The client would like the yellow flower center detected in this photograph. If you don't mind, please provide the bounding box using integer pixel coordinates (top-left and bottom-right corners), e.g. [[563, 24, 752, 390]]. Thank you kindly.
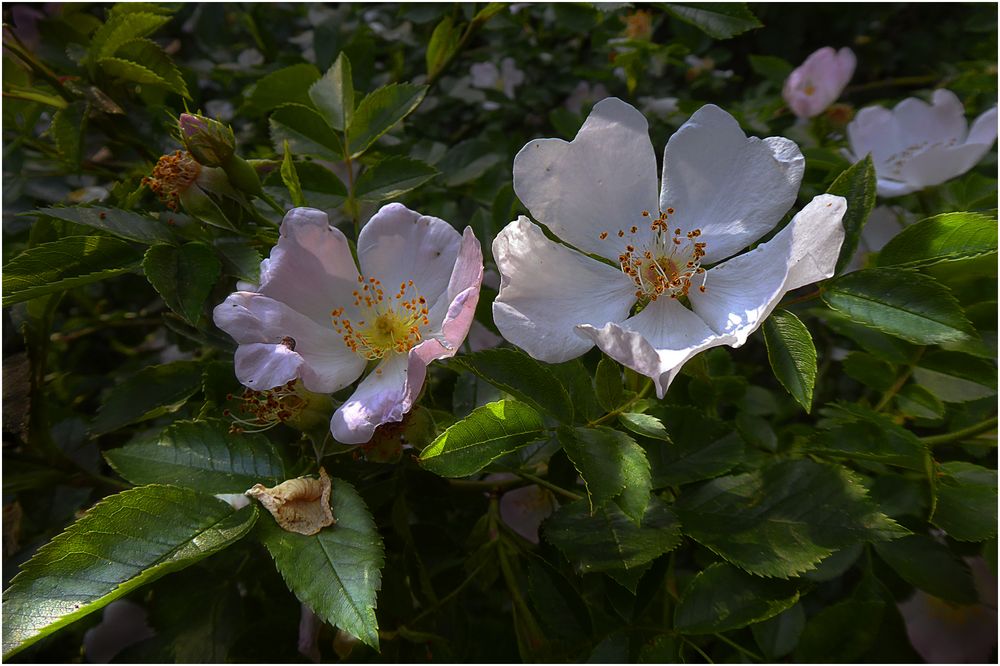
[[804, 83, 816, 96], [332, 277, 429, 360], [599, 207, 707, 303]]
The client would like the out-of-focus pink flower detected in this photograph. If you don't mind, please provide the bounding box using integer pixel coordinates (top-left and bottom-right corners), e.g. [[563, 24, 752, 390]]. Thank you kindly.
[[83, 600, 155, 663], [846, 89, 998, 197], [500, 485, 558, 544], [898, 556, 997, 662], [214, 205, 483, 444], [782, 47, 856, 119]]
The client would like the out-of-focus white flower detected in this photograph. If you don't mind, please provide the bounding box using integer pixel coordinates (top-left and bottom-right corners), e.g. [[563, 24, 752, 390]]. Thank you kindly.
[[205, 99, 235, 122], [493, 98, 846, 397], [685, 54, 733, 80], [565, 81, 611, 114], [214, 205, 483, 444], [845, 205, 914, 272], [237, 48, 264, 68], [898, 556, 998, 663], [639, 96, 680, 119], [83, 600, 155, 663], [846, 89, 998, 197], [782, 47, 856, 119], [470, 57, 525, 103]]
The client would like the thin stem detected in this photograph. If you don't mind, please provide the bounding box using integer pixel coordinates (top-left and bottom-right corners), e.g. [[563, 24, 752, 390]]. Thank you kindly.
[[921, 416, 998, 448], [874, 347, 925, 412], [259, 191, 286, 216], [587, 378, 654, 427], [683, 637, 715, 664], [408, 559, 490, 626], [714, 633, 762, 662], [509, 470, 583, 502]]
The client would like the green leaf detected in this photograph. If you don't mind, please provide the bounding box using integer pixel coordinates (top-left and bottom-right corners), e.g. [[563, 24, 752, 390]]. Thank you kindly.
[[448, 348, 575, 423], [793, 571, 887, 662], [279, 141, 306, 207], [114, 38, 189, 97], [822, 268, 976, 345], [2, 84, 68, 108], [353, 156, 438, 202], [269, 161, 348, 210], [49, 102, 87, 166], [874, 534, 977, 603], [142, 242, 221, 325], [748, 54, 793, 85], [543, 496, 681, 573], [2, 236, 140, 306], [425, 16, 461, 78], [809, 403, 928, 470], [309, 53, 354, 132], [877, 212, 998, 268], [674, 460, 908, 578], [98, 57, 170, 88], [932, 461, 997, 541], [594, 357, 625, 412], [559, 426, 651, 524], [88, 11, 172, 64], [2, 486, 257, 658], [105, 419, 286, 493], [37, 206, 175, 244], [618, 413, 671, 442], [270, 103, 343, 161], [674, 563, 800, 634], [257, 478, 384, 649], [763, 309, 817, 411], [214, 238, 261, 283], [751, 603, 806, 660], [248, 63, 321, 114], [346, 83, 427, 158], [438, 138, 504, 187], [895, 383, 946, 419], [662, 3, 762, 39], [92, 361, 203, 435], [419, 400, 546, 477], [646, 406, 743, 487], [841, 351, 896, 391], [826, 155, 877, 274]]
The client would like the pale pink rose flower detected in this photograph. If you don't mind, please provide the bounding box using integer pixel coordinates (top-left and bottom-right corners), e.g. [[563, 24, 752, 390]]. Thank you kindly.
[[214, 204, 483, 444], [500, 485, 558, 544], [782, 47, 856, 119]]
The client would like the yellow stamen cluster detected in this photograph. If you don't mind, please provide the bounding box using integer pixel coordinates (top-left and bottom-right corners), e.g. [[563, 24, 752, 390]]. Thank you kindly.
[[332, 277, 430, 360], [224, 380, 306, 433], [600, 207, 708, 302], [141, 150, 201, 211]]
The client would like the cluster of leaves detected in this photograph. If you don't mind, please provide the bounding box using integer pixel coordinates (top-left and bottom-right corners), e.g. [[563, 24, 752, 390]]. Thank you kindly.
[[2, 2, 997, 663]]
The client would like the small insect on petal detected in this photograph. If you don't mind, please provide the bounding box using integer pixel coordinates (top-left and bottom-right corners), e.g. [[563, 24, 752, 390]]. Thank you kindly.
[[245, 467, 335, 535]]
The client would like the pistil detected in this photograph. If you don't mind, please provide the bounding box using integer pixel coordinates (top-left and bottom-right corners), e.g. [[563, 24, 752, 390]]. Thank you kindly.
[[332, 276, 430, 360]]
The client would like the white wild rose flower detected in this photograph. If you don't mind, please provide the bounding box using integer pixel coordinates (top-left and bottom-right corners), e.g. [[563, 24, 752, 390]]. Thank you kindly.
[[493, 97, 847, 397], [846, 89, 998, 197], [214, 204, 483, 444]]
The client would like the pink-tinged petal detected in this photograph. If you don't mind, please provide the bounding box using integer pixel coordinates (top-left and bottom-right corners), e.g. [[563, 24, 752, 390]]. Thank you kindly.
[[259, 207, 362, 325], [357, 203, 463, 306], [690, 194, 847, 345], [426, 226, 485, 332], [659, 104, 802, 264], [214, 292, 365, 393], [846, 206, 906, 272], [967, 105, 998, 147], [468, 321, 503, 351], [330, 353, 410, 445], [513, 97, 659, 260], [500, 485, 557, 544], [578, 297, 727, 398], [493, 217, 636, 363], [875, 177, 920, 198]]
